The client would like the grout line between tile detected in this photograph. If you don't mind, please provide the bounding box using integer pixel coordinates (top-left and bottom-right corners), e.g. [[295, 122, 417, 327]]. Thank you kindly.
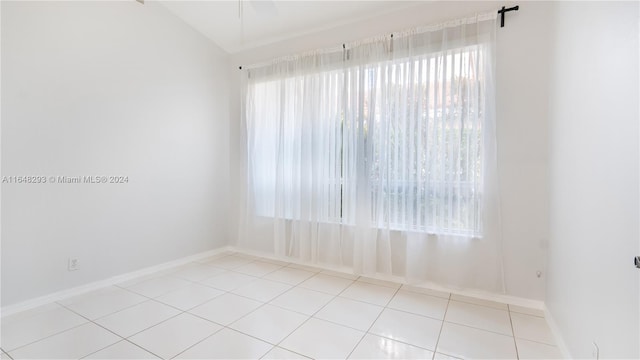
[[121, 339, 165, 359], [170, 290, 276, 356], [513, 335, 558, 347], [383, 302, 450, 322], [442, 319, 517, 338], [268, 276, 359, 358], [260, 345, 311, 360], [173, 292, 314, 359], [60, 285, 233, 360], [57, 301, 165, 360], [3, 319, 92, 355], [448, 297, 509, 311], [233, 263, 287, 278], [6, 259, 238, 359], [508, 305, 520, 359], [50, 315, 130, 359], [345, 283, 402, 359], [284, 263, 323, 273], [431, 292, 452, 359], [1, 349, 14, 360], [6, 253, 548, 360], [80, 339, 163, 360], [87, 297, 160, 321], [168, 322, 226, 359], [171, 272, 302, 358], [448, 295, 510, 310], [58, 291, 152, 321]]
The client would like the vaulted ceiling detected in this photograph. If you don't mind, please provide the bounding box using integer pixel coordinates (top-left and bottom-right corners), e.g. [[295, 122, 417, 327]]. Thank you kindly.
[[159, 1, 421, 53]]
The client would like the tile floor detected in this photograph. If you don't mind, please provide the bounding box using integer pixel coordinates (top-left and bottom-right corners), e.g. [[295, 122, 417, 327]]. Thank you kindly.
[[1, 252, 563, 359]]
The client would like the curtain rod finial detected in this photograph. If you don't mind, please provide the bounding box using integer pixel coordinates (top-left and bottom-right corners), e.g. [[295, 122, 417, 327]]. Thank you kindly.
[[498, 4, 519, 28]]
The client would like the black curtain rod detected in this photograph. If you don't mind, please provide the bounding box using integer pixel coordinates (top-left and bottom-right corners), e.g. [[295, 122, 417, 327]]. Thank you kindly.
[[239, 6, 519, 69], [498, 5, 519, 28]]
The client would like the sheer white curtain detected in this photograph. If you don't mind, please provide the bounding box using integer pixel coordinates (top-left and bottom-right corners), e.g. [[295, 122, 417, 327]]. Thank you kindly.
[[240, 13, 504, 292]]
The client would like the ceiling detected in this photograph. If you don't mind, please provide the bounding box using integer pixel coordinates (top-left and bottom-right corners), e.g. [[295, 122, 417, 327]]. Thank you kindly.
[[158, 1, 421, 54]]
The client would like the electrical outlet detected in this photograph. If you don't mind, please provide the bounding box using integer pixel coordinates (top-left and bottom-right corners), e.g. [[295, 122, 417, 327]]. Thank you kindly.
[[67, 258, 79, 271], [591, 341, 599, 359]]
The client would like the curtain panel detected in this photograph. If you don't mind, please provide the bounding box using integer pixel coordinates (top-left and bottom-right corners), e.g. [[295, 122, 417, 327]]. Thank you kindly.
[[239, 13, 504, 292]]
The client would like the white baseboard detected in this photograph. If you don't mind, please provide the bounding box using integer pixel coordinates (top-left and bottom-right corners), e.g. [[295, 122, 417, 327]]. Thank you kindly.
[[228, 246, 545, 310], [544, 304, 572, 359], [3, 243, 563, 351], [1, 246, 233, 318]]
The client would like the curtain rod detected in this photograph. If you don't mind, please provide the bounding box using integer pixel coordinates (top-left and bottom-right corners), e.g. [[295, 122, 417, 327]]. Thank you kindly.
[[498, 5, 519, 28], [238, 5, 520, 70]]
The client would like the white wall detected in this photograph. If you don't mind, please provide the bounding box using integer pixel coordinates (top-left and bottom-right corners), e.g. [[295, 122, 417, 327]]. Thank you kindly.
[[228, 1, 553, 300], [546, 1, 639, 358], [1, 1, 230, 306]]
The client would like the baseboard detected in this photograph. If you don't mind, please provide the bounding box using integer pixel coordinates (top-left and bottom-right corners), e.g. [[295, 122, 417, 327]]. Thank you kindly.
[[1, 246, 233, 318], [544, 304, 572, 359], [3, 244, 549, 324], [228, 245, 545, 310], [3, 243, 571, 357]]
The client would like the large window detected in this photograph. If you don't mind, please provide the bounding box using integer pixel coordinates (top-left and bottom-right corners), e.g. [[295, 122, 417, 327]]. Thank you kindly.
[[246, 44, 487, 237]]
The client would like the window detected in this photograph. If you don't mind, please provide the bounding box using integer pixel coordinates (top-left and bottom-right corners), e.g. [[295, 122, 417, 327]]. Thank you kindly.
[[246, 43, 487, 237]]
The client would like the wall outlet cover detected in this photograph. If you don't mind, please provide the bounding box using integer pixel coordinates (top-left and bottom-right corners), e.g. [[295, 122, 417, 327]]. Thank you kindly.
[[68, 258, 79, 271]]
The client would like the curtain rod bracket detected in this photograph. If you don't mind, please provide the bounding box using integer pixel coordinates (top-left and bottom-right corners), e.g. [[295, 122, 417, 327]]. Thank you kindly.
[[497, 5, 519, 28]]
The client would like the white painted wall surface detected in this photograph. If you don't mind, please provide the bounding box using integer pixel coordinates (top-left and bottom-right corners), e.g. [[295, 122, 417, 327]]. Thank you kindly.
[[228, 1, 553, 300], [546, 1, 640, 358], [1, 1, 230, 306]]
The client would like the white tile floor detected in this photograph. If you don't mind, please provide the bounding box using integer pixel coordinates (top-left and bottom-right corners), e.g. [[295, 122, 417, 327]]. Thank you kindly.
[[1, 252, 563, 359]]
